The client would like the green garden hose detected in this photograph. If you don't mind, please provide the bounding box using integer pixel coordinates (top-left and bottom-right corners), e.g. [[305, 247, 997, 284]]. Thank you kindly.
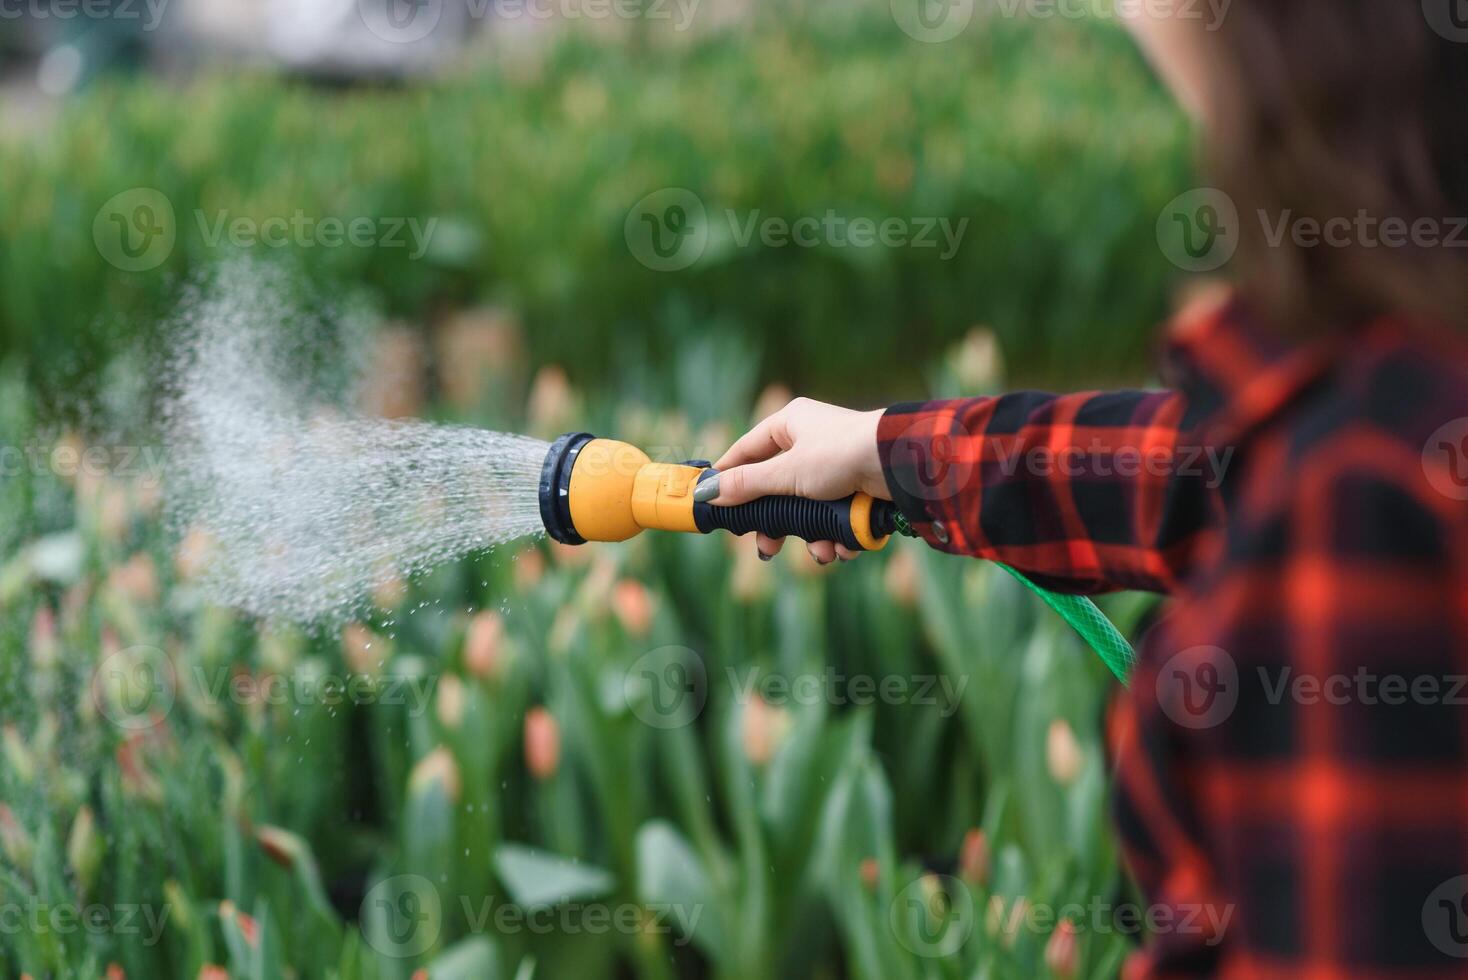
[[997, 564, 1136, 684]]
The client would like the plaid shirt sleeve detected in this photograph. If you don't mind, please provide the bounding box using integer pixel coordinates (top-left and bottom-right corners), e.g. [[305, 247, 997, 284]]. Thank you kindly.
[[876, 389, 1218, 595]]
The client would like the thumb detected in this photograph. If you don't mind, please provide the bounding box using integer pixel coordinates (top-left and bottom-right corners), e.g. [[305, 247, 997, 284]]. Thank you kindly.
[[707, 457, 797, 506]]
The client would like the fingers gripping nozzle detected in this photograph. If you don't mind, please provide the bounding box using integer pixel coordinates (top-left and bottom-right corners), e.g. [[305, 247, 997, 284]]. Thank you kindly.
[[538, 433, 894, 551]]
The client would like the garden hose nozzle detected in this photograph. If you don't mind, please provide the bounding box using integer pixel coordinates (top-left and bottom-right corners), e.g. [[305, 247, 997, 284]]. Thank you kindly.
[[538, 432, 897, 552], [538, 432, 1137, 684]]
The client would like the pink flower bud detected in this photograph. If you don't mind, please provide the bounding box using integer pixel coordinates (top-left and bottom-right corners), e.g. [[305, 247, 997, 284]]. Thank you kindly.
[[612, 579, 654, 637], [463, 611, 505, 680], [1046, 719, 1083, 786], [741, 696, 791, 766], [524, 707, 561, 780], [1044, 919, 1079, 979], [959, 828, 989, 886]]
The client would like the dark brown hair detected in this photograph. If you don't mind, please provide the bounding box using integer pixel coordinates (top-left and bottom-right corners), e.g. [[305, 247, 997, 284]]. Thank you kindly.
[[1203, 2, 1468, 333]]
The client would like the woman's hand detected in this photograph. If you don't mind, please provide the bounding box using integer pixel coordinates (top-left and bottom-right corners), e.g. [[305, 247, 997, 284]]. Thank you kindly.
[[701, 398, 889, 564]]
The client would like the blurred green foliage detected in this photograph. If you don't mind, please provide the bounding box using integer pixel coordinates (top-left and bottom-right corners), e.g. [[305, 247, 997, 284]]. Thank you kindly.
[[0, 326, 1158, 978], [0, 4, 1192, 413]]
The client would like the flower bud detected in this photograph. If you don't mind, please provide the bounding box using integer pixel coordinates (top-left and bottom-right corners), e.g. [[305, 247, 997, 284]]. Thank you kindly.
[[741, 696, 791, 766], [859, 857, 880, 893], [463, 611, 505, 680], [409, 746, 462, 803], [959, 828, 989, 887], [107, 553, 158, 605], [67, 805, 104, 894], [1044, 919, 1079, 979], [341, 624, 383, 677], [0, 804, 34, 867], [512, 546, 545, 592], [436, 675, 465, 730], [1046, 719, 1083, 786], [611, 579, 654, 637], [524, 707, 560, 780]]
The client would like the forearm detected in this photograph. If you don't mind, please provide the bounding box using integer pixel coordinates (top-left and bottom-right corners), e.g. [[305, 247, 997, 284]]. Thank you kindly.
[[877, 390, 1218, 594]]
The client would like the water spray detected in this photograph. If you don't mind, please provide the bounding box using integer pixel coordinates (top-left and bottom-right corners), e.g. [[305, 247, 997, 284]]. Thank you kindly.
[[538, 433, 1136, 683]]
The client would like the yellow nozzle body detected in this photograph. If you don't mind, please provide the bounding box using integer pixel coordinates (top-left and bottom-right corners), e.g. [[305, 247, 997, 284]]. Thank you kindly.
[[566, 439, 703, 541]]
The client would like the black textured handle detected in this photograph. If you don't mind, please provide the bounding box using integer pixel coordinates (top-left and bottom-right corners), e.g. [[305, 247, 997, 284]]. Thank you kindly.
[[699, 495, 860, 549], [695, 494, 898, 551]]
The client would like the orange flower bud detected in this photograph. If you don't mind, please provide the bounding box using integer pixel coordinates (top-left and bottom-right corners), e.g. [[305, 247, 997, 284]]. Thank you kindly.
[[959, 828, 989, 887], [409, 746, 462, 802], [741, 696, 791, 766], [437, 675, 465, 730], [1044, 919, 1079, 979], [524, 707, 560, 780], [341, 624, 382, 677], [107, 553, 159, 605], [463, 611, 505, 680], [174, 526, 216, 582], [859, 857, 880, 893], [611, 579, 654, 637], [513, 546, 545, 592], [1046, 719, 1083, 786]]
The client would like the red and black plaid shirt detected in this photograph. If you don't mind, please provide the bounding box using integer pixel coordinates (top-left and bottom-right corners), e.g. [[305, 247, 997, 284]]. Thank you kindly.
[[878, 295, 1468, 978]]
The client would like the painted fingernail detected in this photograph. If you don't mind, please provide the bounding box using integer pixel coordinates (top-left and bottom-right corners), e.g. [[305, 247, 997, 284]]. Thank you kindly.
[[693, 473, 720, 503], [757, 548, 773, 563]]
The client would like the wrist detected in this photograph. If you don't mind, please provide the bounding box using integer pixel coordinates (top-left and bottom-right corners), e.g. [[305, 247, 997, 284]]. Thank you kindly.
[[858, 408, 890, 500]]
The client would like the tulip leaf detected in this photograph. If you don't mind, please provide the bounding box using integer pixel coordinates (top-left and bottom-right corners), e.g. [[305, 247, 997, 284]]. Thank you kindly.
[[493, 843, 615, 907]]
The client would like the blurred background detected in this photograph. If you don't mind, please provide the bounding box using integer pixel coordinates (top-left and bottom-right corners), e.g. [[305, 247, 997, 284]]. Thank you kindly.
[[0, 1, 1192, 977]]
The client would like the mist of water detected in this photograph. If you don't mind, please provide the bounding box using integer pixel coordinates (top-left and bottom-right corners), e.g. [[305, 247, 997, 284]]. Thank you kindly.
[[162, 266, 549, 623]]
